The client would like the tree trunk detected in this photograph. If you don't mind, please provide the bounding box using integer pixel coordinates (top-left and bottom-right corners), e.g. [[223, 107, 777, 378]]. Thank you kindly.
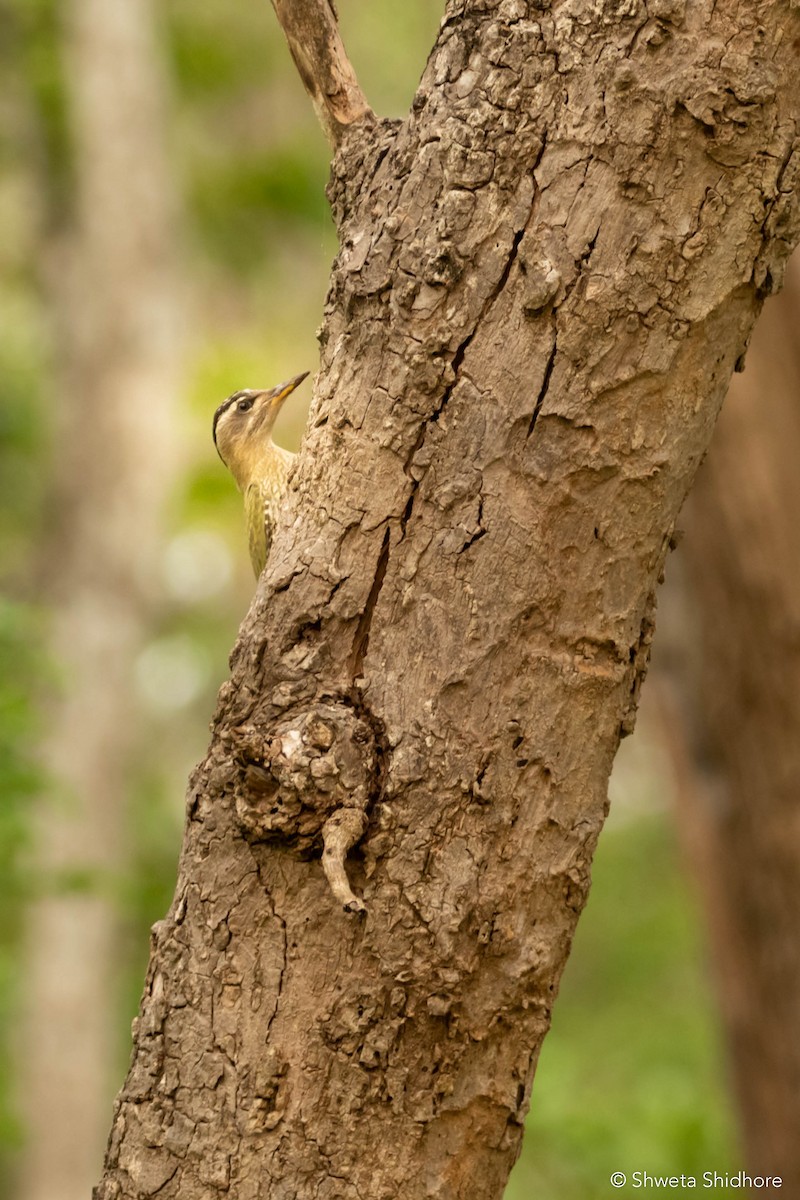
[[19, 2, 181, 1198], [98, 3, 800, 1197], [655, 253, 800, 1193]]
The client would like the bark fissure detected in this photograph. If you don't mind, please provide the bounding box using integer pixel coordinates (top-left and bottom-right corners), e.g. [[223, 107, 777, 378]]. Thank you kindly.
[[526, 329, 557, 437], [262, 896, 288, 1046], [458, 494, 486, 554], [347, 525, 391, 683], [400, 208, 533, 539], [753, 131, 800, 293]]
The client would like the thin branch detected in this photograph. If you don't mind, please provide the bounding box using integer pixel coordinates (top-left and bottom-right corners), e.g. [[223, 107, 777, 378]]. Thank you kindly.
[[270, 0, 373, 147]]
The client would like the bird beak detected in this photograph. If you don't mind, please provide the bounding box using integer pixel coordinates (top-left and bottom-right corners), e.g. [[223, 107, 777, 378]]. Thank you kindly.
[[260, 372, 309, 413]]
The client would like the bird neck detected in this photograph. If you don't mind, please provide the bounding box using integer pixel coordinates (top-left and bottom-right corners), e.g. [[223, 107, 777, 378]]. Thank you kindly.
[[227, 437, 282, 492]]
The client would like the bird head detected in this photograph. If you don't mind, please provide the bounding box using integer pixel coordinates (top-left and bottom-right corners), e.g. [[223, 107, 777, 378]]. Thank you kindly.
[[213, 372, 308, 488]]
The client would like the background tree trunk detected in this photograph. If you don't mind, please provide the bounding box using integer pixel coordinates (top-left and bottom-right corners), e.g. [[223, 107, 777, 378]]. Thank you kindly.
[[97, 3, 800, 1198], [18, 2, 181, 1198], [655, 253, 800, 1194]]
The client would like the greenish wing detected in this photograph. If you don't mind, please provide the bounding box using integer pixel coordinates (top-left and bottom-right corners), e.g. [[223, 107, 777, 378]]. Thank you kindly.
[[244, 483, 270, 578]]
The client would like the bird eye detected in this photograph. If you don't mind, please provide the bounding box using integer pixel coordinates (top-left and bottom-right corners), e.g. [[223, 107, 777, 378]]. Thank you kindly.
[[237, 397, 254, 412]]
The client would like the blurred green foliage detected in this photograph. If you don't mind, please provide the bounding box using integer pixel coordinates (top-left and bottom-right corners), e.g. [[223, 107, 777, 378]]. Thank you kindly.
[[2, 0, 73, 221], [0, 601, 45, 1178], [0, 0, 739, 1195], [0, 308, 46, 580]]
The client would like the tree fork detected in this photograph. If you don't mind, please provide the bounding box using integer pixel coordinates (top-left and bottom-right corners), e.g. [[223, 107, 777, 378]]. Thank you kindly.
[[98, 2, 800, 1197]]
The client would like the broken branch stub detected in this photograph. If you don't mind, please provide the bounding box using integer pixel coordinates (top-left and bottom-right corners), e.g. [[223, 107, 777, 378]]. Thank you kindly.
[[270, 0, 373, 147]]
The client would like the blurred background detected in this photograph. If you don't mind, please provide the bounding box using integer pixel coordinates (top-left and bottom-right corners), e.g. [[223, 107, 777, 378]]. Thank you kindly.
[[2, 2, 798, 1198]]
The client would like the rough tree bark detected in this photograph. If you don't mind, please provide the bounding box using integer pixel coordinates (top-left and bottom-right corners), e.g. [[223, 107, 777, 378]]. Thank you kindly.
[[98, 2, 800, 1197], [655, 254, 800, 1192], [20, 2, 181, 1198]]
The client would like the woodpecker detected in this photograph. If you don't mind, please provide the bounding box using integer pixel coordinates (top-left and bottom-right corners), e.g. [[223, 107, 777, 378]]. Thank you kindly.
[[213, 373, 308, 577]]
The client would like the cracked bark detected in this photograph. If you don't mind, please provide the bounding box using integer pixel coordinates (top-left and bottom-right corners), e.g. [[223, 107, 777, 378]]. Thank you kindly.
[[98, 2, 800, 1198]]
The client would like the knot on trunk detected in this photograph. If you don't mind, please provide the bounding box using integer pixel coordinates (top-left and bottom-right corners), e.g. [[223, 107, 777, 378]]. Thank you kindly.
[[233, 702, 376, 913]]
